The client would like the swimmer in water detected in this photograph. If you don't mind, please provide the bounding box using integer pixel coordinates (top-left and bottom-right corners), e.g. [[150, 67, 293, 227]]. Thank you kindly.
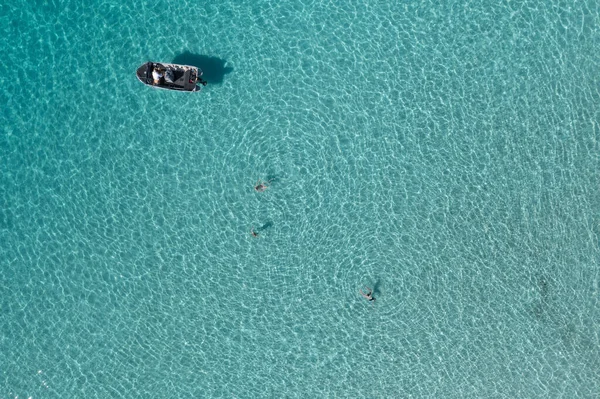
[[251, 227, 259, 237], [359, 287, 375, 302], [254, 179, 273, 192], [254, 180, 268, 192]]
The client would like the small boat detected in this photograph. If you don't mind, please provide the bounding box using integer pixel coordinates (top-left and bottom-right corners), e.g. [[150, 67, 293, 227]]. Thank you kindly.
[[136, 62, 207, 92]]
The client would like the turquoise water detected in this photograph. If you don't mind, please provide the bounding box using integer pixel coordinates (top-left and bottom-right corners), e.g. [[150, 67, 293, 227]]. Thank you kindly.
[[1, 0, 599, 397]]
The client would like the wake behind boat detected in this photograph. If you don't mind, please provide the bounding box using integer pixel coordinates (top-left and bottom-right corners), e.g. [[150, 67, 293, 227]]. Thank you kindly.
[[136, 62, 207, 92]]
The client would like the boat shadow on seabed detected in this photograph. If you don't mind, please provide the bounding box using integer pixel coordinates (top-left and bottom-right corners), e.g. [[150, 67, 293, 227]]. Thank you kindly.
[[172, 52, 233, 84]]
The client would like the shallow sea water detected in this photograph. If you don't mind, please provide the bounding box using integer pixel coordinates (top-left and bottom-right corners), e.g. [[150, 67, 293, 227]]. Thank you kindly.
[[1, 0, 599, 397]]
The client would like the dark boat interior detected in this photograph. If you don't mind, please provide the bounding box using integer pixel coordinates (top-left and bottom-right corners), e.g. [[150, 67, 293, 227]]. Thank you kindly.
[[136, 62, 199, 91]]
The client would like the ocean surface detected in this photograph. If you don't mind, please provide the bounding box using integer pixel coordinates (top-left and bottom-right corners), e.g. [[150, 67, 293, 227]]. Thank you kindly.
[[1, 0, 599, 397]]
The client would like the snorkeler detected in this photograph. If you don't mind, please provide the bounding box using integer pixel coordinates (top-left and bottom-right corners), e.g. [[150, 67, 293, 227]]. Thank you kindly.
[[359, 287, 375, 302], [254, 179, 272, 192]]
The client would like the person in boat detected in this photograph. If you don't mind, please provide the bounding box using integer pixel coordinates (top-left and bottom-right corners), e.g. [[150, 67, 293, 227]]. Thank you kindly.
[[152, 66, 164, 85], [254, 179, 272, 192], [360, 287, 375, 302]]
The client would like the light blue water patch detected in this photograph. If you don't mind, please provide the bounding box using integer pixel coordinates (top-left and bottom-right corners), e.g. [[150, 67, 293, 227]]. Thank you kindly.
[[1, 0, 599, 397]]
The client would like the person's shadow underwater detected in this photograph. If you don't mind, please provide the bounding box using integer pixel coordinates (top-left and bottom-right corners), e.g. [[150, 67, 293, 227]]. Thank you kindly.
[[372, 279, 382, 296], [172, 52, 233, 84]]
